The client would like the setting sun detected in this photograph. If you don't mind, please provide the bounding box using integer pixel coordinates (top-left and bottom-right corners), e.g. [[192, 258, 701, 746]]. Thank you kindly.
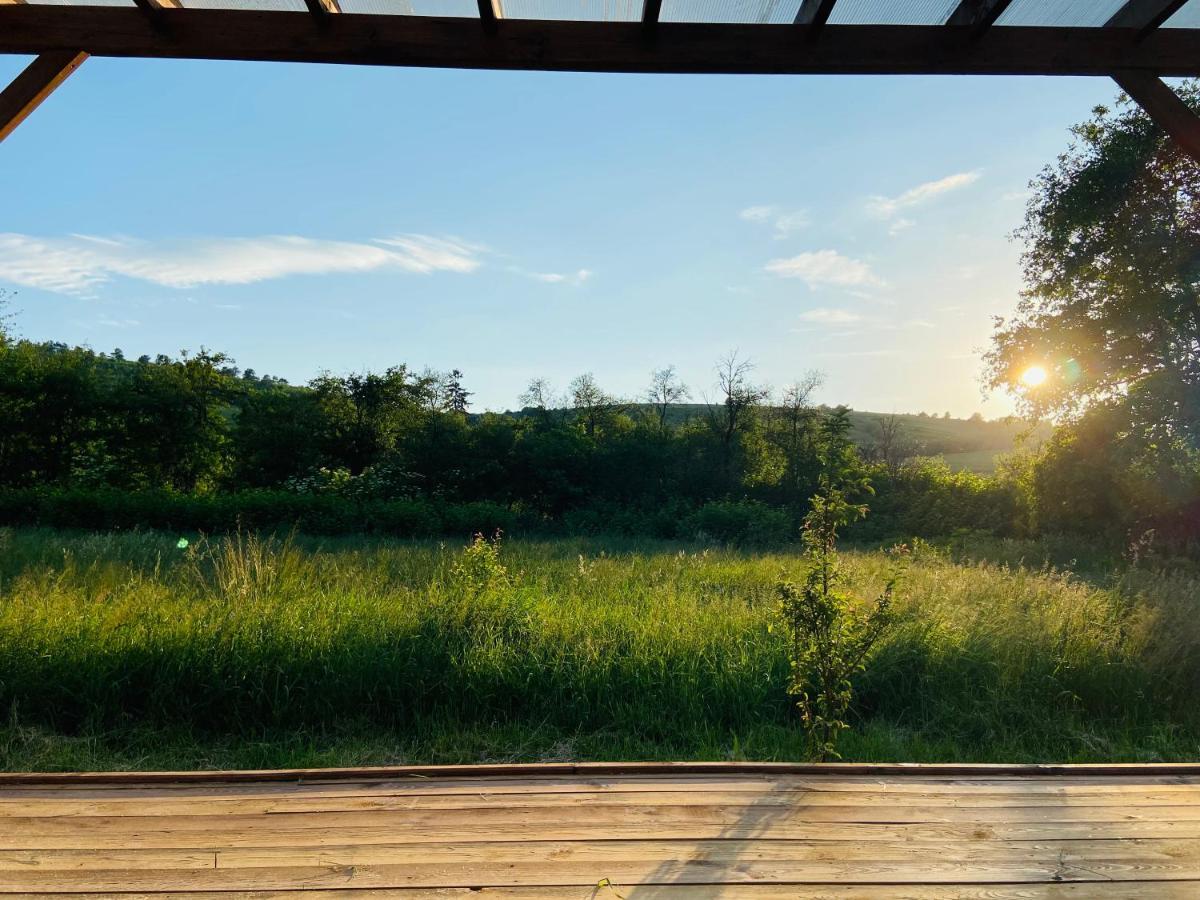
[[1020, 365, 1049, 387]]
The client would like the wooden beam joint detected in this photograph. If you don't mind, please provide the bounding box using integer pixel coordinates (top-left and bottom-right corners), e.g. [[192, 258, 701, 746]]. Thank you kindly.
[[0, 49, 87, 143], [1112, 70, 1200, 164]]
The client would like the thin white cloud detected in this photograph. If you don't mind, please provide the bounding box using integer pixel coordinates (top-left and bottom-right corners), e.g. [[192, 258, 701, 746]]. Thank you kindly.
[[887, 218, 915, 236], [528, 268, 592, 286], [739, 205, 775, 223], [740, 205, 810, 239], [765, 249, 885, 289], [797, 307, 864, 325], [0, 233, 485, 296], [867, 171, 981, 219]]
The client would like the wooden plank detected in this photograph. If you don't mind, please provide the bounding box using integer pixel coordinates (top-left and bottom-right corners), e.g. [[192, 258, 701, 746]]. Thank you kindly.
[[6, 838, 1199, 872], [6, 775, 1200, 801], [5, 9, 1200, 77], [1113, 70, 1200, 164], [3, 760, 1200, 786], [945, 0, 1014, 32], [9, 856, 1200, 890], [1106, 0, 1190, 34], [4, 788, 1200, 817], [5, 818, 1200, 850], [7, 802, 1200, 835], [0, 49, 86, 143], [6, 888, 1200, 900]]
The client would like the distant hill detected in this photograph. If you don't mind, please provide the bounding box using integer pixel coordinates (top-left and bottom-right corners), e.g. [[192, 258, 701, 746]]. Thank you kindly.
[[501, 404, 1048, 474]]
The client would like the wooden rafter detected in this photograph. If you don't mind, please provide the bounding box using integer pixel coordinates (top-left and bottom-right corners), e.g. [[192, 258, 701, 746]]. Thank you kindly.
[[133, 0, 183, 12], [795, 0, 838, 31], [0, 49, 87, 143], [478, 0, 501, 33], [1106, 0, 1189, 34], [642, 0, 662, 27], [945, 0, 1013, 33], [4, 9, 1200, 77], [304, 0, 340, 16], [1112, 70, 1200, 164]]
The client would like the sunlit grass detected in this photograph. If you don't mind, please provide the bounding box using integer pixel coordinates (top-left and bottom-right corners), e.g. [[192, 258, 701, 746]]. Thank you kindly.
[[0, 527, 1196, 770]]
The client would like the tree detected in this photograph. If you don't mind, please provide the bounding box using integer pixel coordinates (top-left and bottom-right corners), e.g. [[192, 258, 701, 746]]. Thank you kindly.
[[568, 372, 623, 439], [519, 377, 557, 424], [310, 367, 433, 475], [647, 365, 690, 429], [865, 414, 914, 474], [986, 84, 1200, 445], [986, 84, 1200, 542], [443, 369, 472, 415]]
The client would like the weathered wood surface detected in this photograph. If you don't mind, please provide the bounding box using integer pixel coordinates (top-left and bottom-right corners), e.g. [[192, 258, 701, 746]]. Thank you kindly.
[[2, 764, 1199, 896]]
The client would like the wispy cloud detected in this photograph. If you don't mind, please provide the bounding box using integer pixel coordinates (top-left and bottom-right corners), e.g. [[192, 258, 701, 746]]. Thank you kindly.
[[887, 218, 915, 237], [765, 249, 885, 289], [797, 307, 864, 325], [526, 268, 593, 286], [0, 233, 485, 296], [867, 171, 981, 219], [739, 205, 810, 239]]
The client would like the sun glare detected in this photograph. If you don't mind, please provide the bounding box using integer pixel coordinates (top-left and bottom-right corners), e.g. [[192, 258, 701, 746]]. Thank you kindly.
[[1020, 365, 1048, 387]]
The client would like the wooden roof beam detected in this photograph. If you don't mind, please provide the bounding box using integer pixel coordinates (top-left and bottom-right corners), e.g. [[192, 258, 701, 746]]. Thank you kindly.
[[945, 0, 1014, 35], [1106, 1, 1189, 37], [6, 10, 1200, 77], [642, 0, 662, 27], [1112, 70, 1200, 164], [0, 49, 87, 143]]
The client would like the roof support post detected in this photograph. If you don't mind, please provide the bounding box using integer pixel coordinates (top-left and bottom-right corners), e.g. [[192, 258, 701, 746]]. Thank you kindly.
[[0, 49, 87, 143], [1113, 70, 1200, 164], [642, 0, 662, 27]]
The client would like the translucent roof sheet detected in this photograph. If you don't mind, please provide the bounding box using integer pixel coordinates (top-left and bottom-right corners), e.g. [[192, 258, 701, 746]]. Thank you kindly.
[[660, 0, 801, 24], [185, 0, 306, 9], [337, 0, 479, 13], [500, 0, 641, 19], [829, 0, 957, 25], [995, 0, 1128, 27]]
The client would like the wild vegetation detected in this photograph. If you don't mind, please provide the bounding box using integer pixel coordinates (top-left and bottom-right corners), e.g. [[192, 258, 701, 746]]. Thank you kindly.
[[0, 87, 1197, 769], [0, 527, 1196, 771]]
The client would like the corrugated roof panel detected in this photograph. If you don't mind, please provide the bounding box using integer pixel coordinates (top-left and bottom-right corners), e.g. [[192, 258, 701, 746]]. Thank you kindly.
[[500, 0, 641, 19], [661, 0, 802, 24], [183, 0, 308, 8], [829, 0, 958, 25], [995, 0, 1128, 27], [337, 0, 479, 13]]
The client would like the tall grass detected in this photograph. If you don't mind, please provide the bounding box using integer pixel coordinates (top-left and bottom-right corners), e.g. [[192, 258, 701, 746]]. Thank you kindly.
[[0, 526, 1196, 769]]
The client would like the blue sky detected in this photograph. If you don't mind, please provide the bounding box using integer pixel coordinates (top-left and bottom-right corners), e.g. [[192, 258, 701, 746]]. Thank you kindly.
[[0, 55, 1120, 416]]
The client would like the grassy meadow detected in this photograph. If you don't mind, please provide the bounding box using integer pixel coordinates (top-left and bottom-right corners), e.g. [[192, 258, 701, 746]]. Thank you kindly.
[[0, 526, 1197, 771]]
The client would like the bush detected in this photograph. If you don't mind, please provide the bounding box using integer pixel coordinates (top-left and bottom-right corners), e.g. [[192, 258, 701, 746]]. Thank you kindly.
[[683, 500, 794, 547]]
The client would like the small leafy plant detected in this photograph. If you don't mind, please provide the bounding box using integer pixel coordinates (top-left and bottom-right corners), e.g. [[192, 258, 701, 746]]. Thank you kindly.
[[778, 485, 902, 760]]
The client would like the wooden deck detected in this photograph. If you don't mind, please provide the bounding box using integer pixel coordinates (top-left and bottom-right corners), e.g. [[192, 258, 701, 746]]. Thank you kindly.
[[2, 762, 1200, 898]]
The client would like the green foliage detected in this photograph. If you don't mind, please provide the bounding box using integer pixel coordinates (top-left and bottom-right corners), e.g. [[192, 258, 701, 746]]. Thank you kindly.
[[778, 487, 899, 760]]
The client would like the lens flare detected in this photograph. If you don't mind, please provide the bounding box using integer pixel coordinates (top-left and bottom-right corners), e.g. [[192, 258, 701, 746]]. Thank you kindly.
[[1020, 365, 1048, 387]]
